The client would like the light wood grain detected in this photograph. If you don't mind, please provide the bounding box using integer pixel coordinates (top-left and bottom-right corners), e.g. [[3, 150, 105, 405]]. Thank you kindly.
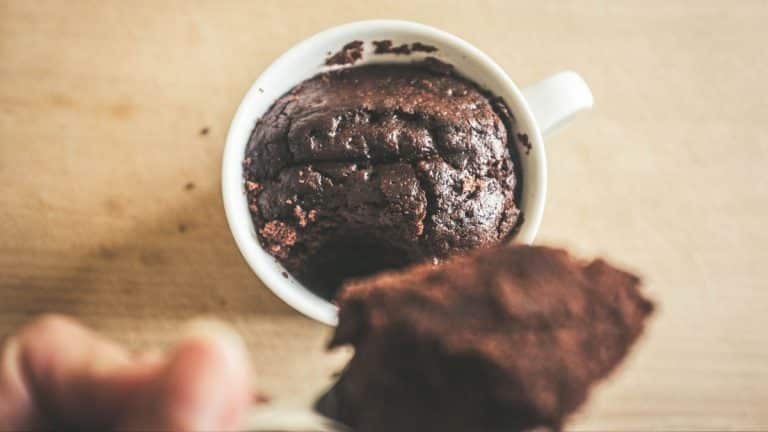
[[1, 0, 766, 430]]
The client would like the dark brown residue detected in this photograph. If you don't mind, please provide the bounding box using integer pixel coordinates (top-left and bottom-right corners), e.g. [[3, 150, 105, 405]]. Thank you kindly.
[[421, 56, 454, 75], [325, 40, 364, 66], [517, 133, 532, 154], [199, 127, 209, 136], [411, 42, 438, 53], [373, 40, 438, 55], [177, 223, 188, 233], [281, 271, 289, 279], [184, 181, 195, 191]]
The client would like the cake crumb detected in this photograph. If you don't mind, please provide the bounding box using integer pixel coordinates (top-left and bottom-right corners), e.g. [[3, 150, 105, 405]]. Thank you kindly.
[[246, 181, 262, 192], [373, 40, 438, 55], [411, 42, 438, 53], [294, 205, 309, 227], [260, 221, 297, 257], [373, 40, 411, 54]]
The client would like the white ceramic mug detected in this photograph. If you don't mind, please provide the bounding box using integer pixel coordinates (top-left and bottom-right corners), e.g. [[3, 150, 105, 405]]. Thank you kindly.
[[222, 20, 593, 326]]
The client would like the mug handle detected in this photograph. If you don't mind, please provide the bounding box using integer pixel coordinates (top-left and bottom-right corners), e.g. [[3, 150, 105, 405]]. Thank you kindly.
[[521, 71, 594, 136]]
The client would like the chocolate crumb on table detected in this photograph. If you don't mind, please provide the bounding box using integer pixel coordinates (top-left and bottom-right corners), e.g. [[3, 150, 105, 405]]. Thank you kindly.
[[199, 127, 209, 136], [318, 245, 654, 432], [293, 205, 311, 227], [325, 40, 364, 66]]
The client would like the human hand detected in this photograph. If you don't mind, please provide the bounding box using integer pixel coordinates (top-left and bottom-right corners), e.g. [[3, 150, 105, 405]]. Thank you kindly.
[[0, 315, 252, 431]]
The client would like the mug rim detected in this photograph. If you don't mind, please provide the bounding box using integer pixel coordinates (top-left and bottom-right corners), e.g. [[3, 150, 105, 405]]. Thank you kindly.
[[222, 19, 547, 325]]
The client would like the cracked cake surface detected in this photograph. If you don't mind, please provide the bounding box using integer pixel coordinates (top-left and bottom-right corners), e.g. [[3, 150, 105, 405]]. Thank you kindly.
[[244, 59, 522, 298]]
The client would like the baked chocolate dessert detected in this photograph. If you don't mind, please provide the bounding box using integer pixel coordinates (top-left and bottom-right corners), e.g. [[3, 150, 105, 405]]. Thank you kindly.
[[318, 245, 654, 432], [244, 59, 522, 299]]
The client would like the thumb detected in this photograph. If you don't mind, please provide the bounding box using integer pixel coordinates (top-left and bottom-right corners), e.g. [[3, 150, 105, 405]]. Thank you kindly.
[[116, 320, 252, 431]]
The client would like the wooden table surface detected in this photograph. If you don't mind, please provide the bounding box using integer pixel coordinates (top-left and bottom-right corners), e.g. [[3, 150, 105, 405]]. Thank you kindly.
[[1, 1, 766, 430]]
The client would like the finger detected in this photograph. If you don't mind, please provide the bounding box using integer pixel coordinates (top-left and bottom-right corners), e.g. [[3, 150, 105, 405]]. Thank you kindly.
[[116, 320, 252, 431], [0, 316, 252, 432], [0, 332, 40, 430], [0, 315, 163, 430]]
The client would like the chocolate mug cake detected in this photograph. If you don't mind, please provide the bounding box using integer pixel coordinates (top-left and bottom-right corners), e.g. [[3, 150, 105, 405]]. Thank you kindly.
[[243, 59, 523, 299]]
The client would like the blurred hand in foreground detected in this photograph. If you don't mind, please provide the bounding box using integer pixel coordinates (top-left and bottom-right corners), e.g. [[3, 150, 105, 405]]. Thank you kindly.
[[0, 315, 252, 431]]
